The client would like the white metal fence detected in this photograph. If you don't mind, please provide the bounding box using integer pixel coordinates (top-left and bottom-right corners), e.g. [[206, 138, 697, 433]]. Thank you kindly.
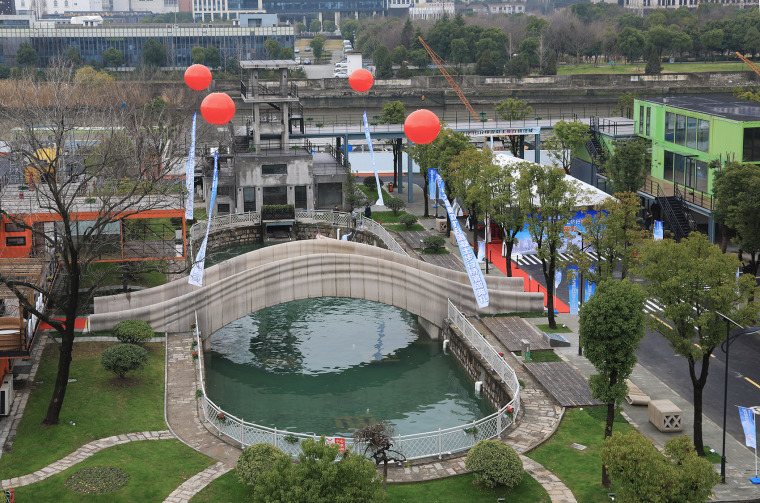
[[192, 300, 519, 460], [189, 210, 408, 257]]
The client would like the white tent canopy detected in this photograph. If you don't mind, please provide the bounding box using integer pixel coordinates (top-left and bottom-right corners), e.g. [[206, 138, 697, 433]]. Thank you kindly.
[[493, 152, 615, 207]]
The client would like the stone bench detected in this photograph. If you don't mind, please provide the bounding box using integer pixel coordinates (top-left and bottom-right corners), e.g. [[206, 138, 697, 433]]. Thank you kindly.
[[648, 399, 683, 432]]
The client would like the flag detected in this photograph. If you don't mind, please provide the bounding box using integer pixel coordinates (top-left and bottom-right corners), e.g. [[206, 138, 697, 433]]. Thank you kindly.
[[653, 220, 664, 241], [568, 266, 579, 315], [189, 152, 218, 287], [185, 112, 197, 220], [363, 111, 384, 206], [739, 406, 757, 449]]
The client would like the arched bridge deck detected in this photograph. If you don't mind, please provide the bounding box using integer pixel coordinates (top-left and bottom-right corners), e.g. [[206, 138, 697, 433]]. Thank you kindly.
[[90, 240, 544, 337]]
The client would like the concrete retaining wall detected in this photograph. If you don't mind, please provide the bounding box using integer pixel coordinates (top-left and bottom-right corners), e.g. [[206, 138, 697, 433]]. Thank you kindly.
[[92, 240, 543, 336]]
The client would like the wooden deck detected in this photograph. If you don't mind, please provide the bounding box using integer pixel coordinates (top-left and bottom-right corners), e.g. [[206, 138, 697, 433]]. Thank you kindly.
[[396, 230, 432, 250], [481, 316, 553, 352], [523, 361, 604, 408]]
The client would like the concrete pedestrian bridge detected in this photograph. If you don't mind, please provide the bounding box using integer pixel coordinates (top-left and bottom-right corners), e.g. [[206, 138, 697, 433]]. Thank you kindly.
[[90, 240, 544, 339]]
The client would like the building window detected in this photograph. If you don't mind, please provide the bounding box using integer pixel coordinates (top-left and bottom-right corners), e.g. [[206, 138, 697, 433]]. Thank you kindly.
[[4, 222, 24, 233], [243, 187, 256, 212], [294, 185, 307, 209], [645, 107, 650, 136], [697, 119, 709, 152], [639, 105, 644, 134], [695, 161, 708, 193], [217, 185, 233, 196], [674, 153, 685, 185], [664, 150, 674, 182], [217, 203, 230, 213], [6, 237, 26, 246], [262, 163, 287, 175], [262, 186, 287, 205], [743, 127, 760, 162], [665, 112, 675, 142], [675, 114, 686, 146], [686, 116, 697, 149]]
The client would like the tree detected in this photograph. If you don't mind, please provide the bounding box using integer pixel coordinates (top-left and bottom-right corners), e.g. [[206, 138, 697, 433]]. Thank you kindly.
[[391, 45, 408, 65], [495, 98, 534, 157], [449, 148, 499, 258], [373, 45, 393, 79], [605, 138, 651, 193], [310, 36, 325, 60], [100, 344, 149, 379], [637, 233, 759, 455], [295, 22, 306, 34], [280, 47, 294, 60], [103, 47, 124, 68], [713, 161, 760, 278], [504, 55, 529, 78], [518, 37, 540, 67], [701, 28, 724, 61], [490, 159, 527, 277], [465, 440, 523, 489], [16, 41, 38, 67], [236, 443, 289, 486], [647, 24, 673, 58], [475, 49, 500, 76], [204, 46, 221, 69], [323, 20, 336, 32], [544, 120, 590, 175], [541, 52, 558, 75], [354, 422, 406, 492], [645, 48, 662, 75], [342, 19, 359, 44], [0, 64, 189, 425], [253, 437, 384, 502], [579, 278, 646, 487], [64, 47, 81, 66], [309, 19, 322, 32], [379, 101, 406, 188], [617, 27, 646, 62], [410, 48, 428, 69], [142, 38, 165, 67], [614, 92, 637, 119], [264, 39, 281, 60], [517, 164, 579, 329], [601, 432, 721, 502], [450, 38, 470, 66], [191, 46, 205, 64]]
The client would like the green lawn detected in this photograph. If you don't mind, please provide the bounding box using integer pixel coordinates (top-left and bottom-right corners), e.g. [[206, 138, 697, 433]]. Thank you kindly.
[[387, 223, 426, 232], [537, 323, 573, 334], [526, 407, 635, 503], [0, 342, 166, 479], [14, 440, 213, 502], [514, 350, 562, 363], [370, 210, 407, 224], [191, 462, 550, 502], [557, 60, 749, 75]]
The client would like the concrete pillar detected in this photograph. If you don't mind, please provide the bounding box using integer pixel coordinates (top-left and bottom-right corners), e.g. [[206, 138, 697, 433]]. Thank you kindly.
[[282, 102, 290, 147], [708, 215, 716, 244], [407, 152, 413, 203], [396, 139, 403, 194], [334, 11, 340, 26], [534, 133, 541, 164], [418, 317, 440, 340]]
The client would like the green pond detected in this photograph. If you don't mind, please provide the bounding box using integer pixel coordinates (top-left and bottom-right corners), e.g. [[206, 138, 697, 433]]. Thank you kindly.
[[204, 297, 494, 437]]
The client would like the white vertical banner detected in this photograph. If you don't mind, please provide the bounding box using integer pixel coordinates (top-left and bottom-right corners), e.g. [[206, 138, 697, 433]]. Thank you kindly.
[[188, 152, 219, 287], [432, 169, 489, 308], [653, 220, 664, 241], [362, 110, 384, 206], [185, 113, 197, 220]]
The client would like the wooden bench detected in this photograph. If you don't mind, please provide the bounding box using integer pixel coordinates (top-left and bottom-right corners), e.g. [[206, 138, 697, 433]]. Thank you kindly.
[[648, 399, 683, 432]]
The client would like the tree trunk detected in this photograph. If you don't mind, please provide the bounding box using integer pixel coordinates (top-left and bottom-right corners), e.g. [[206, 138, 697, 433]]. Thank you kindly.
[[688, 355, 710, 456], [602, 370, 618, 488], [423, 174, 429, 218], [382, 459, 388, 492], [392, 142, 399, 188], [43, 323, 75, 425], [543, 257, 557, 329], [506, 240, 514, 277], [471, 210, 479, 260]]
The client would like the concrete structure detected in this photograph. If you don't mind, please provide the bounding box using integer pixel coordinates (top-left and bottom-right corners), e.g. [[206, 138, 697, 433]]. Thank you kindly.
[[90, 239, 544, 340], [409, 1, 454, 20]]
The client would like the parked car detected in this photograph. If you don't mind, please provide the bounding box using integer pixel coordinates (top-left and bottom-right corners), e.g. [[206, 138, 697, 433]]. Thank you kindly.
[[333, 71, 348, 78], [305, 46, 312, 52], [304, 58, 311, 65], [295, 56, 301, 64], [294, 47, 300, 53]]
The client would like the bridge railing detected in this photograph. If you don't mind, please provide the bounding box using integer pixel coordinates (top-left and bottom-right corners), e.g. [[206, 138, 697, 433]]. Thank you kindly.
[[191, 301, 519, 460], [189, 210, 407, 257]]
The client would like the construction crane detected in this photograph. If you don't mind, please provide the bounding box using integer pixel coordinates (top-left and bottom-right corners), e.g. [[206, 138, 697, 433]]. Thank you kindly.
[[418, 36, 479, 120], [736, 51, 760, 78]]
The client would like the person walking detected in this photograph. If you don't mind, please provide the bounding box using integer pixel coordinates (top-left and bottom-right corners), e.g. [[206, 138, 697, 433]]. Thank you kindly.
[[364, 203, 372, 219]]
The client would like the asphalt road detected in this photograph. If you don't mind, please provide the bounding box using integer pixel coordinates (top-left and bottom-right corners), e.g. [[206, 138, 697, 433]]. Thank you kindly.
[[502, 252, 760, 449]]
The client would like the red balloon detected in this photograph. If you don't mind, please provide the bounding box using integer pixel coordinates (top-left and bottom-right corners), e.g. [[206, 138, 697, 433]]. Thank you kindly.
[[201, 93, 236, 125], [349, 69, 374, 93], [184, 64, 212, 91], [404, 109, 441, 145]]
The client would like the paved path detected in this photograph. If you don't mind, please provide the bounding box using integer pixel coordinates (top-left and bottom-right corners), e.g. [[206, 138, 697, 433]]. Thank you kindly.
[[0, 431, 173, 489]]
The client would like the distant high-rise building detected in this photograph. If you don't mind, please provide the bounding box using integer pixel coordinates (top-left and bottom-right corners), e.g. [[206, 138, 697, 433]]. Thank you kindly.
[[0, 0, 15, 14]]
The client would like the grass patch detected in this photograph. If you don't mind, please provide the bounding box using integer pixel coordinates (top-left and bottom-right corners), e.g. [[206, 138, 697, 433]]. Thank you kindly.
[[703, 446, 722, 464], [387, 223, 426, 232], [556, 60, 748, 75], [527, 408, 634, 503], [370, 210, 409, 224], [536, 324, 573, 333], [192, 469, 550, 503], [480, 312, 547, 319], [422, 248, 450, 255], [15, 439, 213, 502], [0, 342, 166, 479], [582, 405, 627, 424], [513, 350, 562, 363]]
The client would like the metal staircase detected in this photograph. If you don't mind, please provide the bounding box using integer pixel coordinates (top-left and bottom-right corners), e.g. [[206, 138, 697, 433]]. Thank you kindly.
[[655, 184, 697, 241]]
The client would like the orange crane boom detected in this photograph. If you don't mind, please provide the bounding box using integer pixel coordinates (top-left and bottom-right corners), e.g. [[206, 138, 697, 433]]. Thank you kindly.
[[736, 51, 760, 78], [418, 36, 479, 119]]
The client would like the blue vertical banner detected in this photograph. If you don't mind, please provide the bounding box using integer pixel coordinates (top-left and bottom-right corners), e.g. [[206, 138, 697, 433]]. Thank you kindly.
[[568, 266, 579, 315], [428, 168, 436, 200], [431, 169, 489, 308], [739, 406, 757, 449], [585, 267, 596, 303], [362, 111, 384, 207], [184, 112, 197, 220], [554, 269, 562, 291], [477, 241, 485, 262], [188, 152, 219, 287], [653, 220, 664, 241]]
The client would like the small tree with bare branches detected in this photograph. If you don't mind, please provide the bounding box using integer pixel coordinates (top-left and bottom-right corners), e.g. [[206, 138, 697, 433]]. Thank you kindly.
[[353, 421, 406, 492]]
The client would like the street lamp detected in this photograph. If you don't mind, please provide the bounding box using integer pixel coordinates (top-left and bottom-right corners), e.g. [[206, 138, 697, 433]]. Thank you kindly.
[[715, 311, 760, 484]]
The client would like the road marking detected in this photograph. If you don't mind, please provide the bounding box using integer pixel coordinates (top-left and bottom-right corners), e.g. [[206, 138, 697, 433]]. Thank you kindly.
[[650, 313, 672, 329], [746, 377, 760, 390], [693, 343, 716, 357]]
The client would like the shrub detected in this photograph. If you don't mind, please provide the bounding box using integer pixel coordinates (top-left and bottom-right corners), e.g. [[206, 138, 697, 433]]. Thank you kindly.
[[399, 213, 417, 229], [363, 176, 383, 188], [385, 197, 405, 216], [113, 319, 154, 345], [465, 440, 523, 489], [236, 443, 288, 487], [100, 344, 149, 379], [423, 235, 445, 253]]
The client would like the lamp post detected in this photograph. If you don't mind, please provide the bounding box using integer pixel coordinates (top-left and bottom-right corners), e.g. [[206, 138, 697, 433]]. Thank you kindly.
[[715, 311, 760, 484]]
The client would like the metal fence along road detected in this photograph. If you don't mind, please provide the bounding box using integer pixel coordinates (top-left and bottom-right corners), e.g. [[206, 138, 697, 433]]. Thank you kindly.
[[192, 300, 520, 460]]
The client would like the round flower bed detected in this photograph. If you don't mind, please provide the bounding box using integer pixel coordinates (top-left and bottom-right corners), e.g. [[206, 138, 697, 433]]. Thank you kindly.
[[65, 466, 130, 494]]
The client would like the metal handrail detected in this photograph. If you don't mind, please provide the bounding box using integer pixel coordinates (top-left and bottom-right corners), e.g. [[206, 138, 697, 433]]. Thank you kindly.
[[656, 184, 688, 241], [192, 301, 518, 459]]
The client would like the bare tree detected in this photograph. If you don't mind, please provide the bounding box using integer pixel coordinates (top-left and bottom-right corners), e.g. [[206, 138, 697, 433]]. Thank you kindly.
[[353, 421, 406, 492], [0, 63, 192, 425]]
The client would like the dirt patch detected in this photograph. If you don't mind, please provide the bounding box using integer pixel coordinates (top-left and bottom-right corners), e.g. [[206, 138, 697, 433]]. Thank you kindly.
[[108, 376, 139, 387]]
